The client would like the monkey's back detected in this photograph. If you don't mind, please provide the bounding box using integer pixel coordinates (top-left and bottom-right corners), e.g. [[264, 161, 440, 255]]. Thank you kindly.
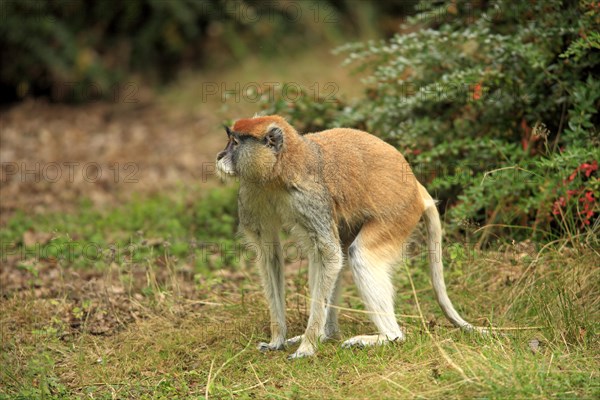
[[305, 128, 424, 235]]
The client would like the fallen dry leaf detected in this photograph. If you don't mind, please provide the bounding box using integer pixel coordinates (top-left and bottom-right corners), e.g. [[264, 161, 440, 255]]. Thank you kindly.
[[23, 230, 54, 247]]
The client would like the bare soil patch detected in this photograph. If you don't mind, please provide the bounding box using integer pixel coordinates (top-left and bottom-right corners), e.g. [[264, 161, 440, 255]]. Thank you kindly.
[[0, 97, 223, 224]]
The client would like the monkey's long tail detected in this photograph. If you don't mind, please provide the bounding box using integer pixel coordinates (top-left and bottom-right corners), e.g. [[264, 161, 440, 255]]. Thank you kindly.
[[421, 188, 489, 335]]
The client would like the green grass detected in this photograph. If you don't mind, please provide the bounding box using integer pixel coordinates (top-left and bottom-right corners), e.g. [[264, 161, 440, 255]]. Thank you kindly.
[[1, 185, 239, 272], [1, 187, 599, 399]]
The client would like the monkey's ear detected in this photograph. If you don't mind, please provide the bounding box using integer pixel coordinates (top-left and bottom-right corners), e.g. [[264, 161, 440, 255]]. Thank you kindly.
[[265, 127, 283, 152], [224, 125, 232, 137]]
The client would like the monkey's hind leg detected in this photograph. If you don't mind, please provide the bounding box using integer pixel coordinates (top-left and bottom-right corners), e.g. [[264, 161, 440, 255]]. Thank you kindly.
[[342, 223, 405, 348]]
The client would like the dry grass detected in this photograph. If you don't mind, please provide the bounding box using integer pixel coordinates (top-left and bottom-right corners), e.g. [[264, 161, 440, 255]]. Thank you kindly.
[[1, 230, 599, 399]]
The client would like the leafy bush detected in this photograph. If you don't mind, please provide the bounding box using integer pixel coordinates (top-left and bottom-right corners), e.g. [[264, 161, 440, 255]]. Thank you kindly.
[[264, 0, 599, 242]]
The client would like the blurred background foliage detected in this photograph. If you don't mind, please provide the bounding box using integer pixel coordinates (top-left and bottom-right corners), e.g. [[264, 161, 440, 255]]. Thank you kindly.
[[0, 0, 415, 102], [1, 0, 598, 244]]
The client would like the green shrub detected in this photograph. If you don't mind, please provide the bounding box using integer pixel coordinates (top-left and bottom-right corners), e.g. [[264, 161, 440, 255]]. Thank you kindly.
[[264, 0, 599, 242]]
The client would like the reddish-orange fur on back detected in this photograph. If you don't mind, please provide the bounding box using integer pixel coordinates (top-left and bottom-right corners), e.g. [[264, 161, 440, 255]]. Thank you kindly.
[[304, 128, 424, 252]]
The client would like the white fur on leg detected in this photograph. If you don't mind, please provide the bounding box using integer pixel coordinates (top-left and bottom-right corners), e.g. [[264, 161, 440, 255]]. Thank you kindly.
[[344, 241, 404, 348], [324, 270, 343, 339]]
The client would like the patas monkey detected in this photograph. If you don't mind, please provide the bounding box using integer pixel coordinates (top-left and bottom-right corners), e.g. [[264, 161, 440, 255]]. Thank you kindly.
[[216, 115, 485, 359]]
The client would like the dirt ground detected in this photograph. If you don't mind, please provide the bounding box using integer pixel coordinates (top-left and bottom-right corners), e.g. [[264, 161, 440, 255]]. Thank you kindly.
[[0, 97, 224, 224]]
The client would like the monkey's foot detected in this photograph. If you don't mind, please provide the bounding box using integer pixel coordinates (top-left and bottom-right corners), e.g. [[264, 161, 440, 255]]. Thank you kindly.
[[257, 341, 285, 352], [341, 334, 404, 349]]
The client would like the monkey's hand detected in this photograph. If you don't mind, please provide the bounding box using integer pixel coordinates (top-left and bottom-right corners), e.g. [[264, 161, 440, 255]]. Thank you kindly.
[[287, 332, 331, 359], [285, 333, 339, 347], [287, 347, 315, 360], [257, 341, 286, 352]]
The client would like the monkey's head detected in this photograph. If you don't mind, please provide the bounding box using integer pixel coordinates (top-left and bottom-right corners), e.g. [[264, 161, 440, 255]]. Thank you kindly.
[[216, 115, 291, 183]]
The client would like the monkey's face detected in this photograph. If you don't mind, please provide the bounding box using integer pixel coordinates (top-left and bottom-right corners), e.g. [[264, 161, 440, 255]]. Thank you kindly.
[[216, 123, 284, 183]]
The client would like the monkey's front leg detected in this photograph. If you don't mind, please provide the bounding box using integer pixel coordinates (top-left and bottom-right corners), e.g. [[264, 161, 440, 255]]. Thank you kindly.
[[289, 240, 343, 359], [255, 234, 287, 351], [286, 257, 344, 347]]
